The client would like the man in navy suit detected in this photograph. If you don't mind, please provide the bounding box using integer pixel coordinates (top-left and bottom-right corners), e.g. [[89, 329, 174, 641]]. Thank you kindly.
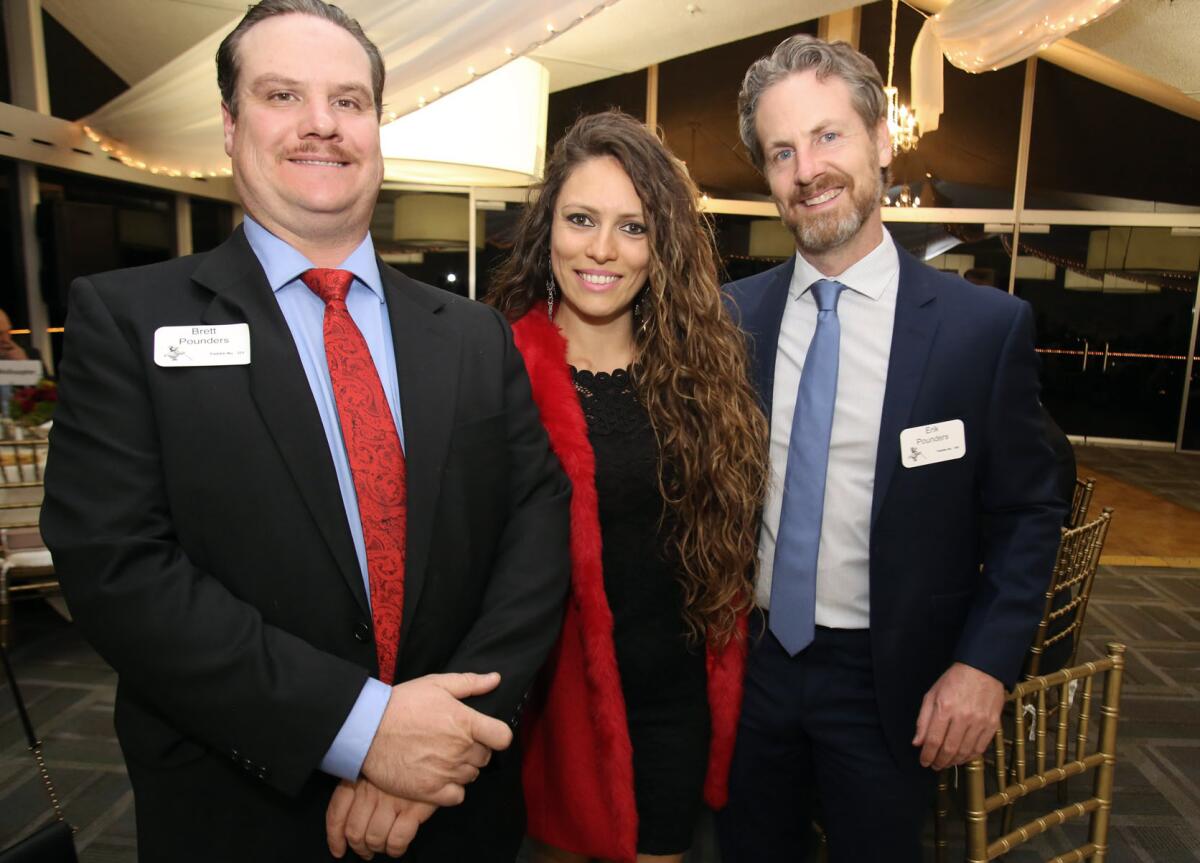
[[716, 35, 1066, 862]]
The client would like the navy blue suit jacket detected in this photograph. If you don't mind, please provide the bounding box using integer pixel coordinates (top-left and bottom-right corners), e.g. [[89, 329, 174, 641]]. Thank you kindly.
[[726, 238, 1066, 767]]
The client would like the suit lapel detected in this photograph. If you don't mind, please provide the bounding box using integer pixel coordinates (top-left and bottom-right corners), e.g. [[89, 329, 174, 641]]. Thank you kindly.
[[378, 265, 460, 650], [871, 246, 940, 527], [737, 258, 794, 418], [191, 228, 368, 616]]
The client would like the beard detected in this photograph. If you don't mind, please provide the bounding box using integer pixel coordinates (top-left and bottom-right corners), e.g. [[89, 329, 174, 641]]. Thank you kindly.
[[780, 164, 884, 255]]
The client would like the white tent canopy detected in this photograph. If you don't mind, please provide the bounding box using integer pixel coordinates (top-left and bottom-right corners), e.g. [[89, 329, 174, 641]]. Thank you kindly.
[[78, 0, 859, 184]]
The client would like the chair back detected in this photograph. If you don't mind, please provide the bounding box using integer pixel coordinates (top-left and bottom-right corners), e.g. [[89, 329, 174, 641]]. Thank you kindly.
[[965, 642, 1126, 862], [1068, 477, 1096, 529], [1025, 508, 1112, 678], [0, 437, 48, 531]]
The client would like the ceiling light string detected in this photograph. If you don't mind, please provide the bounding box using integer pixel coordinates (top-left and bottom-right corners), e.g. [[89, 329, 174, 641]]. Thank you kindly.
[[80, 1, 620, 181], [999, 234, 1192, 292], [405, 1, 616, 115]]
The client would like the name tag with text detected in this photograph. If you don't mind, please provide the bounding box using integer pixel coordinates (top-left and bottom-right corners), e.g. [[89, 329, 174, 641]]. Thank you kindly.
[[154, 324, 251, 367], [900, 419, 965, 468]]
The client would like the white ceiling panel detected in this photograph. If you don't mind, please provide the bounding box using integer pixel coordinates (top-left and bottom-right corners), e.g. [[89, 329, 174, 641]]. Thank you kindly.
[[1069, 0, 1200, 99], [44, 0, 244, 85]]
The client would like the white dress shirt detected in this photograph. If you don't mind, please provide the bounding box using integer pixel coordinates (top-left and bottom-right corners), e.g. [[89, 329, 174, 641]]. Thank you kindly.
[[756, 232, 899, 629]]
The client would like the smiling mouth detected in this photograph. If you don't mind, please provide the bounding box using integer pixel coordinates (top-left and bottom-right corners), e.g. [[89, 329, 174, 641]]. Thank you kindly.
[[577, 272, 620, 287], [289, 158, 349, 168], [803, 188, 843, 207]]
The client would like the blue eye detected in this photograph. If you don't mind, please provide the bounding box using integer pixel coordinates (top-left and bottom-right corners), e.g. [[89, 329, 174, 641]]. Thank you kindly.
[[819, 132, 839, 143], [774, 149, 793, 162]]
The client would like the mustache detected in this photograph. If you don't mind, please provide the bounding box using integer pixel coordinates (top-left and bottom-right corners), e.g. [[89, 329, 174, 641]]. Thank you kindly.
[[283, 142, 354, 163], [788, 171, 853, 206]]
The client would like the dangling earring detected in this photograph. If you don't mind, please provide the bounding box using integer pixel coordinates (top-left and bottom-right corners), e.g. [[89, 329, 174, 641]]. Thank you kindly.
[[633, 294, 649, 334], [546, 255, 556, 320]]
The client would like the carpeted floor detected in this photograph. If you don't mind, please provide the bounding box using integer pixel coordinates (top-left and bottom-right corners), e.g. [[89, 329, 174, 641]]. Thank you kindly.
[[3, 445, 1198, 862]]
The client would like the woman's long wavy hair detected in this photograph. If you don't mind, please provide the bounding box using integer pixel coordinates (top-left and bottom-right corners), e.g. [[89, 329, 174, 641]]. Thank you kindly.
[[489, 111, 769, 647]]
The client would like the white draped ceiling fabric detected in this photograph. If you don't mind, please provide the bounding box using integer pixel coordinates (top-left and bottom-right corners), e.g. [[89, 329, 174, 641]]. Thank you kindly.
[[911, 0, 1125, 134], [82, 0, 616, 183], [380, 58, 549, 186]]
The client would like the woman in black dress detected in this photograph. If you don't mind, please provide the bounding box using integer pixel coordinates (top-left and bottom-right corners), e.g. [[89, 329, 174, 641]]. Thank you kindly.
[[489, 111, 768, 863]]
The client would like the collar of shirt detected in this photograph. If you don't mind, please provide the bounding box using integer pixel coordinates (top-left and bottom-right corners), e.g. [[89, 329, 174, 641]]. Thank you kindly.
[[242, 215, 384, 301], [788, 230, 899, 303]]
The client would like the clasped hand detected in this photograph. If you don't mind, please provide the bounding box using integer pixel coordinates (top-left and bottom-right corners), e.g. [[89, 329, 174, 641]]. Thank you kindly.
[[327, 671, 511, 859]]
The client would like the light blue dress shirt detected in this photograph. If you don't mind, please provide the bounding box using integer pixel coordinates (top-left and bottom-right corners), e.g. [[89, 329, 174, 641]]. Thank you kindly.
[[243, 216, 398, 781]]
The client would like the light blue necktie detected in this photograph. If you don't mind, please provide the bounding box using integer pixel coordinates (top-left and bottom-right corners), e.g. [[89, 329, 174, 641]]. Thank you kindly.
[[770, 278, 846, 656]]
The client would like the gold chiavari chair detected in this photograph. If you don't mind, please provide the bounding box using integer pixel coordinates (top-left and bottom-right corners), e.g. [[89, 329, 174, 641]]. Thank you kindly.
[[934, 508, 1114, 860], [0, 436, 55, 647], [1068, 477, 1096, 530], [1025, 508, 1113, 680], [965, 642, 1126, 863]]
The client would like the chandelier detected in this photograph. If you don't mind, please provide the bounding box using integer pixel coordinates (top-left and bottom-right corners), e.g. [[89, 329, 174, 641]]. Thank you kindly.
[[883, 184, 921, 208], [886, 0, 920, 153]]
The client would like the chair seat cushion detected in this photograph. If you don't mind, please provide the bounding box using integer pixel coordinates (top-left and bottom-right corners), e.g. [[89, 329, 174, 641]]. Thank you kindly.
[[3, 548, 53, 569]]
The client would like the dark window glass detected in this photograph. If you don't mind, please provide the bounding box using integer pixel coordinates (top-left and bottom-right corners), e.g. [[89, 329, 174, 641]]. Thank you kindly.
[[1182, 310, 1200, 451], [710, 212, 792, 283], [548, 69, 648, 153], [35, 167, 173, 340], [1013, 225, 1198, 442], [859, 2, 1022, 208], [42, 10, 128, 121], [388, 250, 469, 297], [1028, 62, 1200, 210], [191, 198, 234, 254], [477, 201, 525, 302], [0, 159, 23, 327], [887, 222, 1014, 292], [371, 189, 471, 296], [0, 11, 11, 104], [657, 21, 819, 198]]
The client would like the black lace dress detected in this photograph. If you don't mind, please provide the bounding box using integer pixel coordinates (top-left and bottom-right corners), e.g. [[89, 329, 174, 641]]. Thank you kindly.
[[572, 367, 710, 855]]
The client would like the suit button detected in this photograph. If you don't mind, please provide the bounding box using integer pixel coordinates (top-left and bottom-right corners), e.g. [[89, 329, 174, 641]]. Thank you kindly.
[[230, 748, 240, 762], [241, 757, 254, 772], [354, 622, 372, 643], [257, 766, 269, 781]]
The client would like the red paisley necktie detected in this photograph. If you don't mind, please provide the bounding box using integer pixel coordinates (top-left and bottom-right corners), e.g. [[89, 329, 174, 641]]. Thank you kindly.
[[302, 268, 406, 684]]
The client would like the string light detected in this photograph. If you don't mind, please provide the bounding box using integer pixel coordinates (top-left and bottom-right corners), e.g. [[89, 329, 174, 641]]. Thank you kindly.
[[410, 1, 614, 114], [937, 0, 1124, 74], [81, 2, 622, 177], [1000, 235, 1194, 293]]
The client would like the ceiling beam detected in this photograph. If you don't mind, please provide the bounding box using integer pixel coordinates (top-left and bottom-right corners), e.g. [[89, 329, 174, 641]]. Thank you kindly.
[[903, 0, 1200, 122], [0, 102, 238, 202]]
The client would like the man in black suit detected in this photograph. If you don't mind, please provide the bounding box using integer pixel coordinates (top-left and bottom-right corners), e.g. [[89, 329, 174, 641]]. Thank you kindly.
[[716, 36, 1065, 861], [40, 1, 570, 860]]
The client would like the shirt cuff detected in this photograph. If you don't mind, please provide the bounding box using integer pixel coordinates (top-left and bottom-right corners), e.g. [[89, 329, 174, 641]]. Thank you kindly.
[[318, 677, 391, 781]]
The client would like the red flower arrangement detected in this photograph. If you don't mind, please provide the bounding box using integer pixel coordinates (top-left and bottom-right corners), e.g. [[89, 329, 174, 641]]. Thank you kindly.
[[9, 379, 57, 426]]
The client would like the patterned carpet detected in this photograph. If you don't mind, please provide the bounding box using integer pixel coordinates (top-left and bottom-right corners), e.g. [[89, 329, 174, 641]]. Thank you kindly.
[[2, 445, 1198, 862]]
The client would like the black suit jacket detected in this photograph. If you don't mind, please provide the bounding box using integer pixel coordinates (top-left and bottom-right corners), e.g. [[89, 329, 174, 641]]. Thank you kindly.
[[726, 241, 1067, 768], [41, 228, 571, 861]]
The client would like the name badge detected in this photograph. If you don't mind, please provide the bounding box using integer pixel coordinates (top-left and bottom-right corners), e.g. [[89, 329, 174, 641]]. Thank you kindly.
[[154, 324, 251, 367], [900, 419, 965, 468], [0, 360, 43, 385]]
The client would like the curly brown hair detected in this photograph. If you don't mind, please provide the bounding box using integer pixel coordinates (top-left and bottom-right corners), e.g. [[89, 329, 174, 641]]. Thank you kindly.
[[489, 111, 768, 646]]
